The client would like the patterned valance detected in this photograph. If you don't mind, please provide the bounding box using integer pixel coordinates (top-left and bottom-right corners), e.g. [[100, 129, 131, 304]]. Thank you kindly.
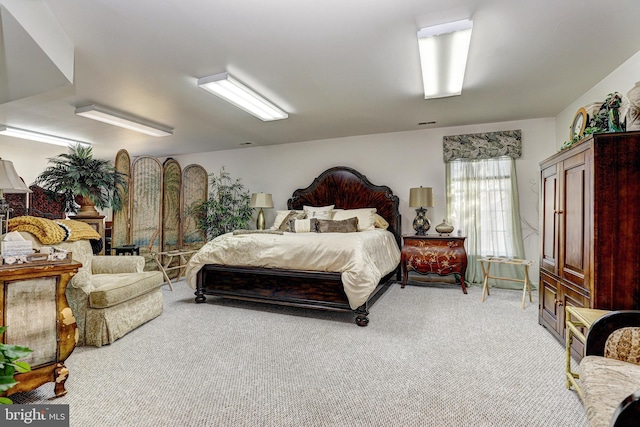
[[443, 130, 522, 162]]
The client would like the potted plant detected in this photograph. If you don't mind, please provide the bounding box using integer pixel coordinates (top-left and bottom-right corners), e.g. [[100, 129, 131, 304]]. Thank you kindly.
[[35, 144, 127, 216], [196, 167, 253, 239], [0, 326, 32, 404]]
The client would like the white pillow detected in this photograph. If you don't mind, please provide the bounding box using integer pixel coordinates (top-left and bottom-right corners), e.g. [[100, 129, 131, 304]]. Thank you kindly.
[[287, 218, 315, 233], [303, 205, 334, 220], [332, 208, 377, 231], [271, 210, 305, 230]]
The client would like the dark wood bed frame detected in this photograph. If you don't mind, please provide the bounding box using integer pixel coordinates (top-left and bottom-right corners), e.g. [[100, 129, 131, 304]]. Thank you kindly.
[[194, 166, 401, 326]]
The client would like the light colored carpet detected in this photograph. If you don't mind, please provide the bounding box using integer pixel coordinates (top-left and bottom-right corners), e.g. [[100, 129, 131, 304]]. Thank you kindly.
[[13, 280, 588, 427]]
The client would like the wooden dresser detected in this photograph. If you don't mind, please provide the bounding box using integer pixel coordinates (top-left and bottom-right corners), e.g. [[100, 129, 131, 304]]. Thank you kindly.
[[539, 131, 640, 359], [1, 261, 81, 398], [401, 235, 467, 293]]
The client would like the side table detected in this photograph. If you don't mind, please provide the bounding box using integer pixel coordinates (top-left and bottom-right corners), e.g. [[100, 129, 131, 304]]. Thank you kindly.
[[565, 306, 611, 398], [0, 261, 81, 398], [113, 245, 140, 256], [401, 235, 467, 293]]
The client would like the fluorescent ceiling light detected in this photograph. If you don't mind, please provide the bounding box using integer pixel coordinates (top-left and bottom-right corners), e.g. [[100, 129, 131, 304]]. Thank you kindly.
[[0, 125, 90, 147], [197, 72, 288, 121], [417, 19, 473, 99], [75, 105, 173, 137]]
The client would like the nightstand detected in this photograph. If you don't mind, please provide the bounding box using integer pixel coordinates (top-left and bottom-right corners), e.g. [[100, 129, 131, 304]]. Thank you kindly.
[[401, 235, 467, 293]]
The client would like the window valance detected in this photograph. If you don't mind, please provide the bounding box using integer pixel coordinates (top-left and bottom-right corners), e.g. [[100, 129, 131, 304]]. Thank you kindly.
[[443, 130, 522, 162]]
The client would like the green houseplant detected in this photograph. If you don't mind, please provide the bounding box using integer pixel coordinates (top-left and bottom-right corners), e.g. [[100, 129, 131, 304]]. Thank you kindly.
[[196, 167, 253, 240], [0, 326, 32, 404], [35, 144, 127, 216]]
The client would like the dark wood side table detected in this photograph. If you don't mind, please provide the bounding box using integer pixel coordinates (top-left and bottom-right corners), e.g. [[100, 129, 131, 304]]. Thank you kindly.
[[113, 245, 140, 256], [0, 261, 81, 398], [401, 235, 467, 293]]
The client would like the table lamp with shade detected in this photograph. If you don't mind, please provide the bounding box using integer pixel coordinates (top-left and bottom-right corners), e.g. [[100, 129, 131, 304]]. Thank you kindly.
[[250, 192, 273, 230], [0, 158, 32, 234], [409, 186, 434, 235]]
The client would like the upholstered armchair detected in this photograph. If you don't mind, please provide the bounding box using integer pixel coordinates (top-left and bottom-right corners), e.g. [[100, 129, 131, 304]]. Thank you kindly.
[[579, 310, 640, 427], [15, 231, 164, 347]]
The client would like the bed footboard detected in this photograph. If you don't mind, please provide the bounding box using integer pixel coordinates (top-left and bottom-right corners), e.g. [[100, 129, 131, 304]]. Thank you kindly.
[[195, 264, 396, 326]]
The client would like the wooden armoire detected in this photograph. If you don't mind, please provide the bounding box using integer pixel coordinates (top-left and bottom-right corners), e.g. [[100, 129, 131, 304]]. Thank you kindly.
[[539, 131, 640, 357]]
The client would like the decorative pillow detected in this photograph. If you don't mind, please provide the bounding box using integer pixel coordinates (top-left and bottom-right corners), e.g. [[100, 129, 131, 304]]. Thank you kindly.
[[374, 213, 389, 230], [287, 218, 318, 233], [315, 217, 359, 233], [56, 219, 101, 241], [303, 205, 334, 220], [331, 208, 377, 231], [277, 211, 307, 231], [271, 210, 305, 230], [605, 327, 640, 365]]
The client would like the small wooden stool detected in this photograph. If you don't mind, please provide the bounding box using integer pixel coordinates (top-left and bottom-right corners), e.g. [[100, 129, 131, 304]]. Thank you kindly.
[[152, 249, 197, 291]]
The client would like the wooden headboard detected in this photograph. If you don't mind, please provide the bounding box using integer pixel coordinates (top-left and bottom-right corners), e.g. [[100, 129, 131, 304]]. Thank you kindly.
[[287, 166, 401, 247]]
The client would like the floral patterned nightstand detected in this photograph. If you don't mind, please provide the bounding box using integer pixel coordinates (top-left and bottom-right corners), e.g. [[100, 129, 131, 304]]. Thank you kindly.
[[401, 235, 467, 293]]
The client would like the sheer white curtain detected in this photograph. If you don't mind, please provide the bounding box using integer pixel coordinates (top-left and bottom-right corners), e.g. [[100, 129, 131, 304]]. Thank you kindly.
[[445, 156, 525, 286]]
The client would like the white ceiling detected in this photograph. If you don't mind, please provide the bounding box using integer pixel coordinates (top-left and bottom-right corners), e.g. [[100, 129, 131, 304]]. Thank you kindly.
[[1, 0, 640, 160]]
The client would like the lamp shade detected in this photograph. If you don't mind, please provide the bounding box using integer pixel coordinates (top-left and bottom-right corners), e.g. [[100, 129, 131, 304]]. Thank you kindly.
[[0, 159, 31, 193], [250, 193, 273, 208], [409, 187, 433, 208]]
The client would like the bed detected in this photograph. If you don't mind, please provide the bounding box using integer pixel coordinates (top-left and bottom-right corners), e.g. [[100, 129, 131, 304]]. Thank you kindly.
[[185, 166, 402, 326]]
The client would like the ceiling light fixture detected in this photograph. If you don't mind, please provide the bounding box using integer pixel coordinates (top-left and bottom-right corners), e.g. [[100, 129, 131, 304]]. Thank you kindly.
[[75, 104, 173, 137], [0, 125, 90, 147], [197, 72, 288, 121], [417, 19, 473, 99]]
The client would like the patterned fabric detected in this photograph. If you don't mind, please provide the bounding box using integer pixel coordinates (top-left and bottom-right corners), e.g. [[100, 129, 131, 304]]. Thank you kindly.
[[287, 218, 317, 233], [605, 327, 640, 365], [84, 288, 163, 347], [55, 219, 101, 241], [8, 216, 66, 244], [315, 217, 359, 233], [579, 355, 640, 427], [232, 229, 284, 235], [277, 211, 307, 231], [442, 130, 522, 162], [8, 216, 100, 244]]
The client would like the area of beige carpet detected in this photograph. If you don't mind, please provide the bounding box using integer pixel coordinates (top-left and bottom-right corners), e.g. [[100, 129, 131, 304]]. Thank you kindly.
[[12, 280, 588, 427]]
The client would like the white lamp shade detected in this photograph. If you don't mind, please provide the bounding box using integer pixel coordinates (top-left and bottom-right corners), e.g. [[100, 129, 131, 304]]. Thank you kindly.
[[250, 193, 273, 208], [0, 159, 30, 193], [409, 187, 434, 208]]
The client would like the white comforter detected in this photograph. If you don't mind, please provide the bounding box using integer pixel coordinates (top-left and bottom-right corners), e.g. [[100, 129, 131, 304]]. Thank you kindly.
[[185, 229, 401, 309]]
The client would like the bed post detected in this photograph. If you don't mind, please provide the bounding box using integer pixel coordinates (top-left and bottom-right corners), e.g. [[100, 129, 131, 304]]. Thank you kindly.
[[354, 304, 369, 326]]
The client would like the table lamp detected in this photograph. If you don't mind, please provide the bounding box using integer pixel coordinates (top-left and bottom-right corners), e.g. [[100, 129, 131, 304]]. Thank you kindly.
[[409, 186, 434, 235], [0, 158, 31, 234], [250, 192, 273, 230]]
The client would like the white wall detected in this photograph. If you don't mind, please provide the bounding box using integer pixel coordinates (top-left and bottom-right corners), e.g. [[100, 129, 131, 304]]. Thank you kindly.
[[174, 117, 556, 284], [555, 49, 640, 147]]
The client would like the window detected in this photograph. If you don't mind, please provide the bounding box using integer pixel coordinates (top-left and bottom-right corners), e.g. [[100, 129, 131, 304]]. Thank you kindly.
[[446, 156, 525, 284]]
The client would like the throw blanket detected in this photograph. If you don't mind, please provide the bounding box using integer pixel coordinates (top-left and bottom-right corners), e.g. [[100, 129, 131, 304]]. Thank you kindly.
[[8, 216, 101, 245], [185, 229, 401, 310]]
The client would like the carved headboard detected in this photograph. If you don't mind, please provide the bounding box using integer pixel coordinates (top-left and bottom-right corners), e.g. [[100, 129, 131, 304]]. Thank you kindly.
[[288, 166, 401, 248]]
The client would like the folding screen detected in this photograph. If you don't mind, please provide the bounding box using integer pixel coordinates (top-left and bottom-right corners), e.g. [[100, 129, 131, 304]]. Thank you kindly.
[[180, 164, 208, 251], [112, 149, 131, 249], [130, 156, 163, 269]]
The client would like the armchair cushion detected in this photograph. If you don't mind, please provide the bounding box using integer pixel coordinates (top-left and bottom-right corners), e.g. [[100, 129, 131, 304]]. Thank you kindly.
[[91, 256, 144, 274], [90, 272, 164, 308], [605, 327, 640, 365], [579, 356, 640, 427]]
